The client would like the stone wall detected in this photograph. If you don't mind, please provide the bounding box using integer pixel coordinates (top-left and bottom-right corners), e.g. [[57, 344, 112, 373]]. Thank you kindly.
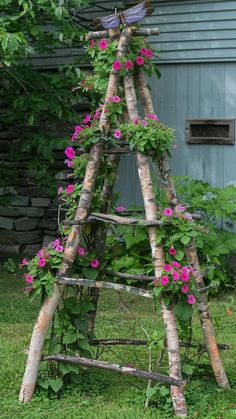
[[0, 148, 69, 256], [0, 87, 91, 257]]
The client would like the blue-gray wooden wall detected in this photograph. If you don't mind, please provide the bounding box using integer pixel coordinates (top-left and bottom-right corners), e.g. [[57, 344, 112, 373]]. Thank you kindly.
[[115, 0, 236, 206], [30, 0, 236, 206]]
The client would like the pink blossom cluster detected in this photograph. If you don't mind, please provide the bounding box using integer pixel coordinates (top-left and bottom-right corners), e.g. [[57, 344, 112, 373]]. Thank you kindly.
[[162, 205, 193, 221], [153, 253, 196, 305], [140, 47, 154, 59], [77, 246, 100, 269], [133, 114, 159, 127]]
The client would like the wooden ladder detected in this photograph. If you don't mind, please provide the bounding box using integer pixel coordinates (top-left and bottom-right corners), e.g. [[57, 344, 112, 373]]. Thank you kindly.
[[19, 25, 230, 417]]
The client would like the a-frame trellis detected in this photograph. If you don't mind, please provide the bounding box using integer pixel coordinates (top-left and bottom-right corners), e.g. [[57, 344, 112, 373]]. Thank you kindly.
[[19, 18, 230, 418]]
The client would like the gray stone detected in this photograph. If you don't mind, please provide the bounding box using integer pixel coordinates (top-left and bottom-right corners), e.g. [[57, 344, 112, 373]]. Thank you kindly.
[[14, 217, 40, 231], [0, 206, 45, 217], [17, 187, 51, 197], [0, 216, 14, 230], [0, 140, 11, 152], [10, 196, 29, 206], [0, 244, 21, 256], [31, 198, 51, 207], [0, 186, 17, 196], [0, 230, 42, 244], [22, 244, 41, 256], [39, 218, 57, 230]]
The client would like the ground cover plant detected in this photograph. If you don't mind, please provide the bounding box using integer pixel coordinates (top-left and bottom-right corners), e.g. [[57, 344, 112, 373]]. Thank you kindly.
[[0, 266, 236, 418]]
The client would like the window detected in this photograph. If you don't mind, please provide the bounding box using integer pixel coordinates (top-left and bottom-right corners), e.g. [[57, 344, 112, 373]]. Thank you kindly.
[[186, 120, 235, 145]]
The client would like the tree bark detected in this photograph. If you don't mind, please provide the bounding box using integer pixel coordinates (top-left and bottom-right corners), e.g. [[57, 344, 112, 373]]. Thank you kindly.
[[19, 28, 134, 403], [136, 67, 230, 390], [186, 241, 230, 388], [42, 354, 181, 386], [124, 72, 187, 417]]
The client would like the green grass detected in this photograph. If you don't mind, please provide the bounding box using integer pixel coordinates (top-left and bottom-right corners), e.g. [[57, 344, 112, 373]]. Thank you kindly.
[[0, 265, 236, 419]]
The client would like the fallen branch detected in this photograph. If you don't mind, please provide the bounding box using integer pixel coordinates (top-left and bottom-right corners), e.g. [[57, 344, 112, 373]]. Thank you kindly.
[[42, 354, 181, 386]]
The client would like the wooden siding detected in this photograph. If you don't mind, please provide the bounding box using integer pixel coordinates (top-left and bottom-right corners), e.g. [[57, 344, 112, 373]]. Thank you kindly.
[[30, 0, 236, 67], [115, 61, 236, 206]]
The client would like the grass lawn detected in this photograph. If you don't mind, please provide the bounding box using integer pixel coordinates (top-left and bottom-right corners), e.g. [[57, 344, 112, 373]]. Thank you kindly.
[[0, 264, 236, 419]]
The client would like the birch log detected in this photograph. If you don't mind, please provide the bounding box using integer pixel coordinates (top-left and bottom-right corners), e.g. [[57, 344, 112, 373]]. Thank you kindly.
[[124, 72, 187, 417], [136, 67, 230, 390], [19, 28, 134, 403]]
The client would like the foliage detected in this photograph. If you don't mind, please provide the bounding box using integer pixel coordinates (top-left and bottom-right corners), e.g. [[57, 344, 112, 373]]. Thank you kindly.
[[1, 269, 236, 417], [175, 177, 236, 292], [0, 0, 90, 191]]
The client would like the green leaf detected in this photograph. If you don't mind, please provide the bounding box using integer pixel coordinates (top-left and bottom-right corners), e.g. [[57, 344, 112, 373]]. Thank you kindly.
[[82, 268, 99, 280], [182, 364, 195, 375], [48, 378, 63, 393], [146, 387, 157, 399], [63, 330, 77, 344], [174, 301, 193, 322], [175, 249, 185, 261], [180, 235, 191, 245]]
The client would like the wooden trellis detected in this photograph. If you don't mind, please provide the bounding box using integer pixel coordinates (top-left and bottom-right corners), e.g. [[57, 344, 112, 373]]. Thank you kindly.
[[19, 12, 230, 418]]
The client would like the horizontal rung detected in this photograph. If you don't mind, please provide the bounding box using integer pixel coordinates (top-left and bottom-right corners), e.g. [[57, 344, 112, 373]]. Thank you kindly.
[[42, 354, 180, 386], [63, 212, 170, 226], [57, 277, 153, 299], [89, 338, 230, 350], [85, 28, 160, 40], [63, 212, 201, 226], [76, 147, 156, 156]]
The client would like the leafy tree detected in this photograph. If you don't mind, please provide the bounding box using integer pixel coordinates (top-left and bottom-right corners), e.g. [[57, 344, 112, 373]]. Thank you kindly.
[[0, 0, 91, 190]]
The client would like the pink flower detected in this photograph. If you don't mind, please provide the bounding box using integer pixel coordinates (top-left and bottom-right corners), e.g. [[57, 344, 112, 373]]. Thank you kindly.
[[65, 159, 74, 168], [172, 144, 177, 149], [93, 109, 100, 120], [181, 273, 189, 282], [168, 247, 176, 255], [74, 125, 83, 133], [187, 294, 196, 305], [38, 258, 46, 268], [184, 212, 193, 220], [145, 49, 154, 59], [19, 258, 29, 269], [176, 205, 186, 212], [78, 247, 86, 256], [66, 184, 74, 194], [109, 95, 121, 103], [98, 38, 108, 49], [55, 245, 64, 253], [160, 275, 169, 286], [91, 259, 100, 269], [37, 250, 43, 257], [113, 60, 122, 71], [182, 266, 189, 275], [89, 39, 95, 48], [116, 206, 125, 213], [142, 120, 148, 127], [146, 113, 158, 121], [172, 261, 181, 269], [125, 60, 134, 70], [58, 186, 64, 194], [172, 270, 180, 281], [153, 279, 159, 286], [114, 129, 121, 139], [83, 114, 91, 124], [181, 284, 189, 294], [133, 118, 141, 125], [65, 146, 75, 160], [140, 47, 148, 56], [23, 274, 33, 284], [163, 208, 173, 217], [164, 264, 172, 272], [135, 56, 145, 66]]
